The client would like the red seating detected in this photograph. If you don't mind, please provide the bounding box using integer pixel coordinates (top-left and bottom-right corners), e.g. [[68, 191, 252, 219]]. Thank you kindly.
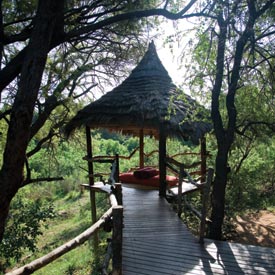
[[120, 168, 178, 187]]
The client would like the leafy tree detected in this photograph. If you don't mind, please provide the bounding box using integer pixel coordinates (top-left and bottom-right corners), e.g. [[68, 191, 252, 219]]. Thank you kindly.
[[184, 0, 275, 239], [0, 194, 55, 271], [0, 0, 204, 242]]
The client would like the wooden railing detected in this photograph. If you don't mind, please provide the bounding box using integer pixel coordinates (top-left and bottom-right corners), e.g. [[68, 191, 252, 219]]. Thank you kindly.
[[166, 156, 214, 244], [83, 153, 119, 184], [82, 154, 123, 274], [7, 184, 123, 275]]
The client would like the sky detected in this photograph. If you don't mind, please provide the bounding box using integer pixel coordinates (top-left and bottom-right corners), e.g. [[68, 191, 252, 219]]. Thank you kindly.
[[152, 18, 195, 87], [92, 19, 195, 100]]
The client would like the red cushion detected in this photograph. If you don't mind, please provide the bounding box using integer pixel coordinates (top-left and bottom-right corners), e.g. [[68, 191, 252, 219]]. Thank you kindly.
[[133, 167, 159, 179], [119, 172, 178, 187]]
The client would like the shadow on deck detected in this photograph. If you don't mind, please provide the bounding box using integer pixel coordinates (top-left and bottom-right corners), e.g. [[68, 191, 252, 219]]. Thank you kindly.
[[122, 186, 275, 275]]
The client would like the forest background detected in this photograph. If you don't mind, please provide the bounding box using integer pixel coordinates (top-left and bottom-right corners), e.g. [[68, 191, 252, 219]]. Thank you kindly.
[[0, 0, 274, 274]]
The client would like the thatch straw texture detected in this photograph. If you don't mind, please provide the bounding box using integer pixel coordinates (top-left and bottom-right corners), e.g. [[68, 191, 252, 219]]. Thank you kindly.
[[65, 42, 212, 144]]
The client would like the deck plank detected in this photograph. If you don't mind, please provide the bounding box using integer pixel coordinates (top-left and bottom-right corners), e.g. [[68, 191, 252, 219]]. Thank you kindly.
[[122, 186, 275, 275]]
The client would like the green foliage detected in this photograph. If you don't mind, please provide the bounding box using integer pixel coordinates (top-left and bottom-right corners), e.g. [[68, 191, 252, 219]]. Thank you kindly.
[[227, 139, 275, 212], [0, 193, 55, 270], [28, 138, 87, 182], [19, 190, 110, 275]]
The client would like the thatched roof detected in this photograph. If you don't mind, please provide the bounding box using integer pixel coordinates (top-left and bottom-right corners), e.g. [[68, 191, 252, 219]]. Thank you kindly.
[[65, 42, 212, 144]]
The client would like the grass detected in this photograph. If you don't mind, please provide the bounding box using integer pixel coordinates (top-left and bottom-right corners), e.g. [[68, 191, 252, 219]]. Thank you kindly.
[[10, 189, 111, 275]]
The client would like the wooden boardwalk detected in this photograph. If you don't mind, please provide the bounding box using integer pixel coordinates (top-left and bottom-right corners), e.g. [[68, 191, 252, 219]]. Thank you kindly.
[[122, 186, 275, 275]]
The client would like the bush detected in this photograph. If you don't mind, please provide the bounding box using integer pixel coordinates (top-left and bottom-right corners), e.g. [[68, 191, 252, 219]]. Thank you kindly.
[[0, 194, 55, 271]]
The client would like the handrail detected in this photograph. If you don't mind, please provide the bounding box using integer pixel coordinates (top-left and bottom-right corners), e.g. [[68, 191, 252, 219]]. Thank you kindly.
[[170, 151, 211, 159], [84, 147, 158, 164], [83, 146, 139, 162], [108, 157, 118, 185], [170, 152, 201, 158], [165, 156, 213, 243], [6, 207, 113, 275], [144, 149, 159, 158], [7, 184, 123, 275], [166, 156, 201, 170]]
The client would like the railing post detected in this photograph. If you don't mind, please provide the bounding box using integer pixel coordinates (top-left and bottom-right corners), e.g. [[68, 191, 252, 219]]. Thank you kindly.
[[199, 168, 214, 244], [85, 126, 99, 254], [115, 154, 120, 183], [159, 123, 167, 197], [178, 165, 184, 217], [112, 205, 123, 275], [114, 183, 123, 206], [200, 136, 207, 183]]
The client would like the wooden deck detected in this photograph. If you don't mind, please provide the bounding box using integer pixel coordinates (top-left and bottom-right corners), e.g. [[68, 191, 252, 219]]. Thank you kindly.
[[122, 186, 275, 275]]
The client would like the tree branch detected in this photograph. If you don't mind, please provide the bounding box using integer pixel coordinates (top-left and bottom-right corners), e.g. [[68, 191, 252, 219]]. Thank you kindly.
[[211, 13, 227, 144], [226, 0, 257, 141], [0, 0, 4, 69], [233, 138, 254, 174], [0, 109, 11, 122], [27, 130, 57, 158], [65, 3, 198, 41], [73, 83, 98, 99], [236, 121, 275, 136], [0, 1, 201, 94]]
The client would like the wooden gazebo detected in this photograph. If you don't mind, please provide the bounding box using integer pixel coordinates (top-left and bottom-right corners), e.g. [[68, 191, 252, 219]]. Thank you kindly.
[[65, 41, 212, 196]]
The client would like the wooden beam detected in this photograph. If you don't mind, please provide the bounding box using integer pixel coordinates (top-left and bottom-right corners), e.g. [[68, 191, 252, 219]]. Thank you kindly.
[[114, 154, 119, 182], [139, 129, 144, 168], [112, 206, 123, 275], [159, 124, 167, 197], [85, 126, 98, 251], [86, 126, 94, 187], [200, 136, 207, 183], [85, 127, 97, 221]]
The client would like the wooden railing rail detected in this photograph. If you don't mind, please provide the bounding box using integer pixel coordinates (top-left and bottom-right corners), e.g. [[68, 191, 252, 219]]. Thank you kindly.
[[7, 184, 123, 275], [108, 154, 119, 184], [170, 152, 201, 158], [84, 146, 139, 162], [166, 156, 202, 173], [83, 154, 119, 185], [165, 156, 213, 243], [83, 152, 123, 274], [6, 208, 113, 275]]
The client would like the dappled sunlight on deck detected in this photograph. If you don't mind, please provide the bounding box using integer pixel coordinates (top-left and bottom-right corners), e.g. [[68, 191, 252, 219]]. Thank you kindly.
[[122, 186, 275, 275]]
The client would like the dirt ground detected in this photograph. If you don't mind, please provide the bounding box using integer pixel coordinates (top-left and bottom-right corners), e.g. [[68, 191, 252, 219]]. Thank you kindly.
[[230, 210, 275, 248]]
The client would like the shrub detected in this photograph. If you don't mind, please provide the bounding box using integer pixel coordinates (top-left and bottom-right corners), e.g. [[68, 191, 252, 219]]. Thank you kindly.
[[0, 194, 55, 271]]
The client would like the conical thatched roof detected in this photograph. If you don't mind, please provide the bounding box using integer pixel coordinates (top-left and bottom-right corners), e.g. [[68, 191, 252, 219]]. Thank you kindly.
[[65, 42, 212, 143]]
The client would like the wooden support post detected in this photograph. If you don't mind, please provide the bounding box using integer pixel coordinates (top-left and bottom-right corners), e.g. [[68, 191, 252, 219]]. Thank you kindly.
[[85, 127, 97, 222], [177, 165, 184, 217], [85, 126, 99, 252], [159, 124, 167, 197], [112, 206, 123, 275], [199, 168, 214, 244], [114, 183, 123, 206], [139, 129, 144, 168], [114, 154, 120, 183], [200, 136, 207, 183]]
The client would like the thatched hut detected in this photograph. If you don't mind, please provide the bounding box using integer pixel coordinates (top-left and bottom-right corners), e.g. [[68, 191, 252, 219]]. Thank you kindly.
[[65, 42, 212, 196]]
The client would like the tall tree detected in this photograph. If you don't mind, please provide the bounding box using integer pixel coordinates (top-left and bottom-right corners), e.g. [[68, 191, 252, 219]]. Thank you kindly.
[[184, 0, 275, 239], [0, 0, 200, 242]]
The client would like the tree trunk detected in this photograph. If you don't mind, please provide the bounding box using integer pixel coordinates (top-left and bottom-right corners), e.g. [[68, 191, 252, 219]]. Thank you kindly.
[[207, 14, 229, 240], [208, 6, 257, 240], [0, 0, 64, 242], [208, 145, 229, 240]]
